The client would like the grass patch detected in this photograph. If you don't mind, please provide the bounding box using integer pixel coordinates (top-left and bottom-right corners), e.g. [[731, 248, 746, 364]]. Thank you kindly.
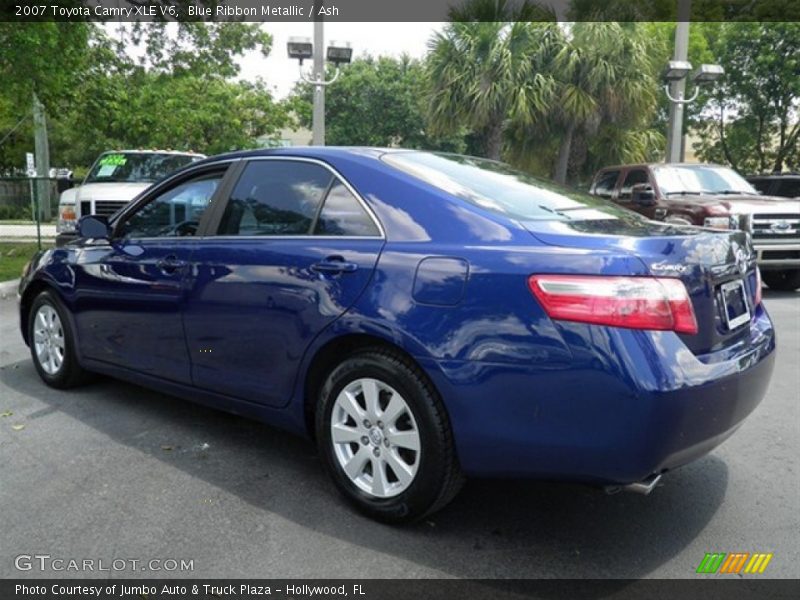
[[0, 242, 50, 282]]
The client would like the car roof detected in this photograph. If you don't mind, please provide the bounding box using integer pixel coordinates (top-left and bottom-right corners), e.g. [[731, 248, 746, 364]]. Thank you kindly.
[[597, 162, 730, 172], [102, 149, 206, 157], [747, 173, 800, 179]]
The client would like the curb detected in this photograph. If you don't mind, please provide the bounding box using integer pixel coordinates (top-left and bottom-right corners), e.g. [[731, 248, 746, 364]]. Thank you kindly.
[[0, 278, 20, 300]]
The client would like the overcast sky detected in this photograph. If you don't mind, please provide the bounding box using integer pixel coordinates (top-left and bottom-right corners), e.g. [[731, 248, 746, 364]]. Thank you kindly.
[[107, 22, 443, 99]]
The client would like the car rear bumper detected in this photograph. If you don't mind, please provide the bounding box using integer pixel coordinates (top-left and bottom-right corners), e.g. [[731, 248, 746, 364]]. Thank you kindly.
[[421, 304, 776, 483]]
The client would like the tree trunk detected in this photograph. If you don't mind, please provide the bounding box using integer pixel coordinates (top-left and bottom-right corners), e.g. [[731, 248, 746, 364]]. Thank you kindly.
[[554, 123, 575, 184], [485, 120, 504, 161]]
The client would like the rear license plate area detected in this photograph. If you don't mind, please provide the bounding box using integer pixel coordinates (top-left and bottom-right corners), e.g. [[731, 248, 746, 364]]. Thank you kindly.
[[720, 279, 750, 330]]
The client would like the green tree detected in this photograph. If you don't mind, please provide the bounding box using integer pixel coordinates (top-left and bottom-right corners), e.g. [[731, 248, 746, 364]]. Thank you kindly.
[[505, 23, 663, 184], [426, 1, 560, 160], [693, 22, 800, 173], [290, 55, 465, 151], [46, 23, 288, 171]]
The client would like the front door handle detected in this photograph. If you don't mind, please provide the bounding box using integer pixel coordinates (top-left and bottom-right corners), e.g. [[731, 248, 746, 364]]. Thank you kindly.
[[156, 255, 187, 273], [310, 256, 358, 275]]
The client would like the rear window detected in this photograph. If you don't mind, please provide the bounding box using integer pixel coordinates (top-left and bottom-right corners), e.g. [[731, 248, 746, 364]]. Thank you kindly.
[[383, 152, 632, 221]]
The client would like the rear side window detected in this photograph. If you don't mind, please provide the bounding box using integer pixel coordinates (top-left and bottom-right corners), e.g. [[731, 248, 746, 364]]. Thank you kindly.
[[593, 170, 620, 198], [775, 179, 800, 198], [218, 161, 331, 235], [314, 181, 380, 236]]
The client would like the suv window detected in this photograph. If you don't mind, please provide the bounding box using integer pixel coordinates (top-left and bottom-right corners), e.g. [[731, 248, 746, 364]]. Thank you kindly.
[[749, 178, 773, 195], [775, 178, 800, 198], [314, 180, 380, 236], [218, 161, 332, 236], [117, 170, 223, 238], [618, 169, 650, 201], [593, 170, 620, 198]]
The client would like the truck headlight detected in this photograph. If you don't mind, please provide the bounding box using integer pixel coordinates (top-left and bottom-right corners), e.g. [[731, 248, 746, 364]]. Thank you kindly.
[[703, 216, 735, 230], [57, 204, 77, 232]]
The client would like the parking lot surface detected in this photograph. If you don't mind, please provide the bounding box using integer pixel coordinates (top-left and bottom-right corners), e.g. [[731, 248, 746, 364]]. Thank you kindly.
[[1, 291, 798, 579]]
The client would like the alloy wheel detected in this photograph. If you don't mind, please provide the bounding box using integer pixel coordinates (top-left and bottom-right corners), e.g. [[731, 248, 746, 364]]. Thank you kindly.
[[33, 304, 65, 375], [330, 377, 421, 498]]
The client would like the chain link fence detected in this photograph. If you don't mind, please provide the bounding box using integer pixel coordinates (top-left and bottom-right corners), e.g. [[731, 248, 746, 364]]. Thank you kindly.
[[0, 176, 75, 248]]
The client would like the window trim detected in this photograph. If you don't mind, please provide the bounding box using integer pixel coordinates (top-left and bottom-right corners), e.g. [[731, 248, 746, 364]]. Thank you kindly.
[[207, 156, 386, 240]]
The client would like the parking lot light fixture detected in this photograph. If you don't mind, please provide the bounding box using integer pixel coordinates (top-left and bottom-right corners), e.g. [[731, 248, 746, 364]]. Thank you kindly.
[[692, 63, 725, 84], [326, 41, 352, 66], [288, 18, 353, 145], [287, 37, 313, 64], [663, 60, 693, 82]]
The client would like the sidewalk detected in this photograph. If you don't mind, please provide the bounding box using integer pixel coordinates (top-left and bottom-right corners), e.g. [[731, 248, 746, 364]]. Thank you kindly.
[[0, 223, 57, 242]]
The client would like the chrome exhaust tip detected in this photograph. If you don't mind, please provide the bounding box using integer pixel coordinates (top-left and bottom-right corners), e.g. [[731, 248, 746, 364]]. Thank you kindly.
[[604, 473, 662, 496]]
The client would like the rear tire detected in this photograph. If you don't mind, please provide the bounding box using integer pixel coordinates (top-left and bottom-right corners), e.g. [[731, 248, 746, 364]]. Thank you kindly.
[[762, 269, 800, 292], [315, 347, 463, 523], [28, 290, 88, 389]]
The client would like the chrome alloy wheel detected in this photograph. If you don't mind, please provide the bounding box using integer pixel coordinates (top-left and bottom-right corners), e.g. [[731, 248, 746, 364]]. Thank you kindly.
[[330, 377, 421, 498], [33, 304, 65, 375]]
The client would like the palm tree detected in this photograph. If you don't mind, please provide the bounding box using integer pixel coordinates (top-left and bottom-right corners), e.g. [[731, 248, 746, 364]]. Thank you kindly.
[[426, 0, 560, 161], [550, 23, 660, 183]]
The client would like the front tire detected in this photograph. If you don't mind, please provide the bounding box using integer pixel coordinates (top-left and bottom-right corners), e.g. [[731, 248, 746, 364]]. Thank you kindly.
[[316, 347, 463, 523], [762, 269, 800, 292], [28, 290, 88, 389]]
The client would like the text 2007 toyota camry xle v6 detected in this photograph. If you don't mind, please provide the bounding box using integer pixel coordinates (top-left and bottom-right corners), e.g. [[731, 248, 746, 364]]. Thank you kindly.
[[18, 148, 775, 523]]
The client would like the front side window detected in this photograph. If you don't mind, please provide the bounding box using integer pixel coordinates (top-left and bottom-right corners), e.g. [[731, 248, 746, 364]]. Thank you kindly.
[[776, 179, 800, 198], [593, 171, 621, 198], [618, 169, 650, 201], [117, 171, 222, 238], [218, 161, 332, 236]]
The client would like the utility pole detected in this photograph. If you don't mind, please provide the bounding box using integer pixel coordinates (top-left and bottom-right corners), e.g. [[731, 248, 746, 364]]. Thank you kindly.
[[32, 94, 51, 220], [312, 9, 325, 146], [665, 0, 692, 163]]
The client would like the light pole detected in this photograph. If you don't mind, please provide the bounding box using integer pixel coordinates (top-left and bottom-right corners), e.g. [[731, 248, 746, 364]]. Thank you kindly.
[[664, 0, 724, 162], [287, 24, 352, 146]]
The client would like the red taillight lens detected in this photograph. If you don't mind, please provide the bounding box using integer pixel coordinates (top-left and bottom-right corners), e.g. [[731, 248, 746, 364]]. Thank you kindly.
[[528, 274, 699, 335], [754, 267, 762, 307]]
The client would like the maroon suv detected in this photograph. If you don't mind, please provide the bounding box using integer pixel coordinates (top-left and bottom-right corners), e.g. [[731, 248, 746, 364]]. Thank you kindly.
[[590, 163, 800, 291]]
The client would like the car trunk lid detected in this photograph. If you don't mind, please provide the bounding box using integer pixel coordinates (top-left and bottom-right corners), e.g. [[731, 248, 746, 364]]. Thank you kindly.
[[520, 214, 758, 356]]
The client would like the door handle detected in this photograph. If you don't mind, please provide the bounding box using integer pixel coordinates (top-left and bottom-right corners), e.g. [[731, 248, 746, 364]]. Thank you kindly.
[[310, 256, 358, 275], [156, 255, 187, 273]]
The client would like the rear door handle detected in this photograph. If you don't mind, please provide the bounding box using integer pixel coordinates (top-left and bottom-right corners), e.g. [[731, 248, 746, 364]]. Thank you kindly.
[[156, 255, 188, 273], [310, 256, 358, 275]]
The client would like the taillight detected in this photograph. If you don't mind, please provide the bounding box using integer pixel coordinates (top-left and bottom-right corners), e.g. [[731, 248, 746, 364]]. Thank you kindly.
[[754, 267, 762, 307], [528, 274, 698, 335]]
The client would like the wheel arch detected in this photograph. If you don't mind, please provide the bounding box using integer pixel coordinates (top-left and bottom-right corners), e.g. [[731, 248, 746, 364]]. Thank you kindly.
[[301, 332, 444, 442]]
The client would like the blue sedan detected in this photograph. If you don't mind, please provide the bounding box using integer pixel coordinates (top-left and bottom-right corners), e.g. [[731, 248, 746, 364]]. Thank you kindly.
[[18, 148, 775, 522]]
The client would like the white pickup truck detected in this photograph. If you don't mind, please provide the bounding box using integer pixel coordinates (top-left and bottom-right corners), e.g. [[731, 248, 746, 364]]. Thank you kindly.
[[56, 149, 205, 245]]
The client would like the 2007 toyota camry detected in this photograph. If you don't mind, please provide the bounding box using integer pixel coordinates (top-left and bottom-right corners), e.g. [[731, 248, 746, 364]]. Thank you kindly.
[[18, 148, 775, 522]]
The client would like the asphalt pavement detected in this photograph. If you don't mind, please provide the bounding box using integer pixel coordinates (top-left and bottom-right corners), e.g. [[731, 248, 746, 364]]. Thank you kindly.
[[0, 291, 798, 579]]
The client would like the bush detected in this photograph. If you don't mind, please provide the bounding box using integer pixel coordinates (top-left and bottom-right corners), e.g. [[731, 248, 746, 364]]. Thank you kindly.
[[0, 204, 31, 220]]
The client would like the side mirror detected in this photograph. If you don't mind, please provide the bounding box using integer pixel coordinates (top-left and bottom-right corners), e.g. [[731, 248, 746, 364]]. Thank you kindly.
[[77, 215, 110, 240], [632, 184, 657, 206]]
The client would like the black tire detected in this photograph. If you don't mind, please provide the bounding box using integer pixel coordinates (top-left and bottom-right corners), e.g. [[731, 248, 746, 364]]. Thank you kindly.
[[315, 347, 464, 523], [762, 269, 800, 292], [28, 290, 88, 389]]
